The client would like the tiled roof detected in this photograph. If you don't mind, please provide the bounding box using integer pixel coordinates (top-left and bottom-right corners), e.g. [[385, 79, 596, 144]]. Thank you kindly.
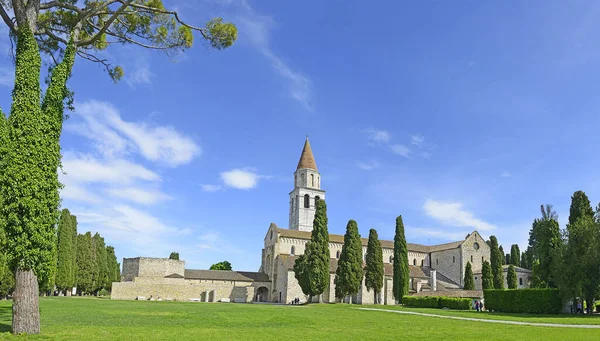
[[297, 137, 318, 170], [502, 265, 532, 274], [184, 269, 270, 282], [275, 226, 463, 253], [279, 254, 427, 278]]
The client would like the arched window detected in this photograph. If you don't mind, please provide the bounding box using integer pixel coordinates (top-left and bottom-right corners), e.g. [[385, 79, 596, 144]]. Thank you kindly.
[[421, 259, 424, 266], [482, 256, 484, 263], [471, 255, 473, 263], [315, 196, 320, 205], [311, 174, 314, 186], [301, 173, 305, 185], [389, 256, 393, 263], [291, 246, 295, 256], [336, 250, 341, 259], [453, 256, 455, 263], [304, 194, 310, 208], [318, 176, 320, 188], [413, 259, 416, 266]]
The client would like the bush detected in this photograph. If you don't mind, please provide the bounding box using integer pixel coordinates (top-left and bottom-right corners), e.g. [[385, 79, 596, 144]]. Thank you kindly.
[[402, 296, 471, 310], [596, 302, 600, 313], [484, 289, 561, 314]]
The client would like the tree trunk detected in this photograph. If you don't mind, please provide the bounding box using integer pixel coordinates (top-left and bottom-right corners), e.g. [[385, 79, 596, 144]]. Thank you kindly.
[[66, 289, 71, 297], [349, 295, 353, 304], [12, 268, 41, 334], [318, 294, 322, 303], [308, 295, 312, 304]]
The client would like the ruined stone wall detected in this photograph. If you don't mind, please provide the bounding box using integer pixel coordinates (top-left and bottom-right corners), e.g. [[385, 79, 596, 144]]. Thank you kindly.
[[431, 248, 462, 286], [122, 258, 140, 282], [111, 278, 270, 302], [121, 258, 185, 282]]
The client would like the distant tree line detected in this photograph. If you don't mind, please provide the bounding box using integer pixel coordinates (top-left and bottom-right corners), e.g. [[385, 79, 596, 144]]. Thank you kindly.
[[0, 208, 121, 298]]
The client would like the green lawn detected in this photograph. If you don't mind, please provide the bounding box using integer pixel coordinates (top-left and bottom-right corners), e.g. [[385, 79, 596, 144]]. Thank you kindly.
[[366, 305, 600, 325], [0, 298, 597, 340]]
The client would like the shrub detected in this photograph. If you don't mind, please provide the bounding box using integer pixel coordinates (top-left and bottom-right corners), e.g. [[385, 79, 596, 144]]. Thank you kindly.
[[596, 302, 600, 313], [483, 289, 561, 314], [402, 296, 471, 310]]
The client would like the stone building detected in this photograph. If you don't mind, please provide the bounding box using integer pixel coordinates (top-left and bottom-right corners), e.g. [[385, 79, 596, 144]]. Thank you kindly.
[[112, 138, 514, 304]]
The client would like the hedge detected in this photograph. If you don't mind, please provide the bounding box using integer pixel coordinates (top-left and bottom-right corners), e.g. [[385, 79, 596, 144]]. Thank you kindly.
[[402, 296, 472, 310], [596, 302, 600, 313], [483, 289, 561, 314]]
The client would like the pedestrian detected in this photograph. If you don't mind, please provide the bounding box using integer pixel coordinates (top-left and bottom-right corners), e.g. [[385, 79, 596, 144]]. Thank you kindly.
[[475, 301, 480, 312]]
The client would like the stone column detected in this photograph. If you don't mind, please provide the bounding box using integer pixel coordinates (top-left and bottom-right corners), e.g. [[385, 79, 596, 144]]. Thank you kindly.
[[205, 290, 210, 302], [431, 270, 437, 291]]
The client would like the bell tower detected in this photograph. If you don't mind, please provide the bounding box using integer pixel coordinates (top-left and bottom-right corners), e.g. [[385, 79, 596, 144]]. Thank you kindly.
[[289, 137, 325, 231]]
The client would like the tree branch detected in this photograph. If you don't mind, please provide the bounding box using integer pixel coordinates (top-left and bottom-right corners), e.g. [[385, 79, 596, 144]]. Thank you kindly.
[[0, 4, 15, 34], [39, 1, 81, 13], [75, 0, 133, 47]]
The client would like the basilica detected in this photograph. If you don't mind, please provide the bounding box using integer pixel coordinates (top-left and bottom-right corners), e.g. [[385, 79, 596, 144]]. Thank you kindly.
[[112, 138, 530, 304]]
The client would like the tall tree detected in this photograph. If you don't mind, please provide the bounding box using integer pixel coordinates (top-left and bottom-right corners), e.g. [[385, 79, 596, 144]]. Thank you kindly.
[[520, 252, 529, 270], [68, 214, 78, 294], [0, 250, 15, 299], [507, 265, 517, 289], [568, 191, 595, 227], [529, 205, 562, 288], [393, 215, 409, 303], [294, 200, 330, 303], [0, 1, 236, 334], [530, 259, 543, 288], [55, 209, 74, 294], [334, 220, 363, 303], [481, 261, 493, 290], [499, 246, 506, 265], [510, 244, 520, 267], [505, 253, 511, 266], [105, 246, 119, 291], [169, 252, 179, 260], [489, 236, 504, 289], [365, 229, 384, 304], [92, 233, 108, 293], [76, 233, 94, 295], [463, 262, 475, 290], [209, 261, 232, 271]]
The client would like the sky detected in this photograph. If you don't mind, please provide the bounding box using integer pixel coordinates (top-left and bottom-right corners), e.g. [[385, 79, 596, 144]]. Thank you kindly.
[[1, 0, 600, 271]]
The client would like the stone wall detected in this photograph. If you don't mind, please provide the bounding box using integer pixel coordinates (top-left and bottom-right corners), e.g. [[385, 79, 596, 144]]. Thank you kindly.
[[431, 248, 462, 286], [121, 257, 184, 282], [111, 277, 270, 302], [461, 232, 490, 276]]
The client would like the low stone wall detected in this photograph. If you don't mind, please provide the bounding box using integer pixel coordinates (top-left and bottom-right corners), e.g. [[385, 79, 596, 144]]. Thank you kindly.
[[111, 278, 270, 302]]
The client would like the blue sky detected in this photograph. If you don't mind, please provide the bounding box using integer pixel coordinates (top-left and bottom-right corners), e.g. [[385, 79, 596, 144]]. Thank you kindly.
[[1, 0, 600, 271]]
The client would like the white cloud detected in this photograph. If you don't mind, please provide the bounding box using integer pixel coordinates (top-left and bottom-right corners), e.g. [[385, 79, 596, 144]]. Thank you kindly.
[[200, 184, 223, 192], [69, 100, 200, 167], [226, 1, 313, 110], [106, 187, 171, 205], [0, 67, 13, 87], [125, 53, 155, 87], [391, 144, 411, 158], [411, 135, 425, 146], [364, 128, 391, 144], [356, 160, 380, 170], [62, 153, 160, 185], [220, 168, 262, 189], [423, 199, 497, 231], [406, 227, 468, 242], [500, 171, 512, 178]]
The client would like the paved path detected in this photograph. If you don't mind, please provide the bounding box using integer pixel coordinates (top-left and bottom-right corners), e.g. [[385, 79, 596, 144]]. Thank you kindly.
[[358, 308, 600, 329]]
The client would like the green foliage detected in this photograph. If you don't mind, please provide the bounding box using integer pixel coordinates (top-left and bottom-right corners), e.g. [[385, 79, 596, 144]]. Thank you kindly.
[[402, 296, 472, 310], [294, 200, 330, 301], [530, 260, 544, 288], [481, 261, 493, 290], [205, 18, 238, 50], [364, 229, 384, 301], [527, 205, 562, 287], [483, 289, 562, 314], [106, 246, 120, 290], [93, 233, 109, 292], [520, 251, 529, 269], [505, 254, 510, 266], [169, 252, 179, 260], [507, 265, 517, 289], [393, 215, 409, 303], [76, 232, 94, 294], [334, 220, 363, 300], [0, 251, 14, 298], [209, 261, 232, 271], [489, 236, 504, 289], [510, 244, 520, 267], [567, 191, 594, 227], [463, 262, 475, 290], [499, 246, 505, 265], [56, 209, 75, 292]]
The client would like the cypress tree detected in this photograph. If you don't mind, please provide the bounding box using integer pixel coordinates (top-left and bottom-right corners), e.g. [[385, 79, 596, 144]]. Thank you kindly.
[[520, 251, 529, 270], [531, 259, 543, 288], [489, 236, 504, 289], [510, 244, 520, 267], [365, 229, 384, 304], [463, 262, 475, 290], [567, 190, 594, 227], [68, 214, 78, 294], [304, 200, 330, 302], [505, 253, 511, 266], [507, 264, 518, 289], [76, 233, 94, 295], [106, 246, 119, 290], [481, 261, 493, 290], [92, 233, 108, 293], [393, 215, 409, 303], [55, 209, 74, 294], [334, 220, 363, 303], [499, 246, 506, 265]]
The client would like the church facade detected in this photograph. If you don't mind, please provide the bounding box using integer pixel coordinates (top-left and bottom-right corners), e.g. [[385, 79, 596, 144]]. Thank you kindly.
[[112, 138, 521, 304]]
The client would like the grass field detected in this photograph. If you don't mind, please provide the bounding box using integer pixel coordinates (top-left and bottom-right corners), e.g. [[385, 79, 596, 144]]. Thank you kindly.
[[0, 298, 598, 340]]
